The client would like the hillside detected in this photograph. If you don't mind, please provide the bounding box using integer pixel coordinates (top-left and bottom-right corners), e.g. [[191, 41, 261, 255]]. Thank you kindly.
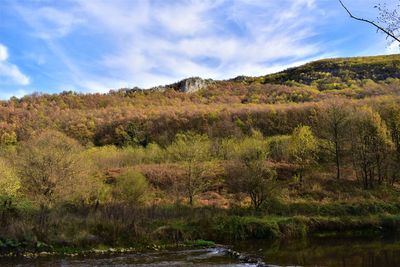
[[0, 54, 399, 147], [249, 54, 400, 90], [1, 54, 400, 253]]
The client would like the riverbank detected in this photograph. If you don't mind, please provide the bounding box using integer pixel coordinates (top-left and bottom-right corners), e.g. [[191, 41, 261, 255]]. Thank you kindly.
[[2, 212, 400, 258], [0, 239, 216, 258]]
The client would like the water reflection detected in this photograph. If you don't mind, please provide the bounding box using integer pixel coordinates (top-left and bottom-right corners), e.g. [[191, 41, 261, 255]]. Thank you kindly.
[[2, 236, 400, 267], [235, 235, 400, 267]]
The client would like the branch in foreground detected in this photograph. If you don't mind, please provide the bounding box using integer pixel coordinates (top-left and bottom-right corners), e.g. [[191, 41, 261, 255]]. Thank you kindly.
[[338, 0, 400, 43]]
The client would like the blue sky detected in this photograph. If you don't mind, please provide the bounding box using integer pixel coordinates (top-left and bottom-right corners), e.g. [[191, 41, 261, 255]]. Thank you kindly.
[[0, 0, 398, 99]]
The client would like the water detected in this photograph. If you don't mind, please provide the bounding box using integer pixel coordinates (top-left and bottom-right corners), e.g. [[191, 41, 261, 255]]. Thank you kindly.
[[2, 236, 400, 267]]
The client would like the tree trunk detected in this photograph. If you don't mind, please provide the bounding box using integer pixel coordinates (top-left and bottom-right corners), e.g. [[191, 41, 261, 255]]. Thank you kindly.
[[335, 141, 341, 180]]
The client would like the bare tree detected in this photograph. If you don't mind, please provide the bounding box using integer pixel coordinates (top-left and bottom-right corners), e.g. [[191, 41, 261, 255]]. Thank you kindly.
[[339, 0, 400, 44], [167, 132, 217, 206], [317, 100, 350, 180]]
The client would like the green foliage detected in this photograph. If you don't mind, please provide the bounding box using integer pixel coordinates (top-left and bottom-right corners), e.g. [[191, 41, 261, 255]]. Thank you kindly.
[[16, 130, 99, 207], [109, 169, 148, 205], [381, 102, 400, 155], [224, 133, 279, 210], [0, 131, 17, 147], [262, 54, 400, 90], [86, 143, 166, 169], [0, 158, 20, 199], [190, 239, 215, 247], [267, 135, 291, 162], [167, 132, 211, 162], [226, 160, 278, 210], [212, 216, 282, 240], [350, 107, 394, 189], [316, 100, 351, 179], [115, 122, 149, 147], [217, 130, 269, 160], [287, 125, 319, 181], [167, 132, 217, 205]]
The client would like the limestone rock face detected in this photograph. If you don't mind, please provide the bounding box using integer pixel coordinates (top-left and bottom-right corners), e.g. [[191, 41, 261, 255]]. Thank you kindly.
[[120, 77, 212, 94], [175, 77, 210, 93]]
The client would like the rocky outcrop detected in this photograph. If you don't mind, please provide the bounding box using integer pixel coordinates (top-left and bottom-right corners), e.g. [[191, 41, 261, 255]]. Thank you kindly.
[[174, 77, 211, 93], [149, 77, 212, 93], [113, 77, 213, 95]]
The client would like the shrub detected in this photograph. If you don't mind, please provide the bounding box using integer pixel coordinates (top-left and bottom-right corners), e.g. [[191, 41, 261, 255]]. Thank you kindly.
[[109, 169, 148, 205]]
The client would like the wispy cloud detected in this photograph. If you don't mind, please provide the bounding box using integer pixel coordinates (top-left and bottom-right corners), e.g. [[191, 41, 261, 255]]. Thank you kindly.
[[85, 0, 324, 86], [1, 0, 391, 96], [0, 43, 30, 86], [6, 0, 326, 91]]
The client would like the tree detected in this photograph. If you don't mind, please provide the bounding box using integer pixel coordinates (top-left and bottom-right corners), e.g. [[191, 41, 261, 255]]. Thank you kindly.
[[218, 130, 268, 161], [0, 158, 20, 201], [115, 121, 149, 147], [17, 130, 98, 208], [317, 100, 350, 180], [226, 159, 278, 211], [0, 158, 20, 226], [287, 126, 319, 183], [339, 0, 400, 44], [382, 102, 400, 156], [167, 132, 216, 205], [224, 133, 278, 210], [0, 131, 17, 148], [381, 103, 400, 184], [16, 130, 101, 236], [350, 107, 394, 189]]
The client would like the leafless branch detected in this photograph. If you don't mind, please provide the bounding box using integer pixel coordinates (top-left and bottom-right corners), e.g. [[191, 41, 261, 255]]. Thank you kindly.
[[338, 0, 400, 43]]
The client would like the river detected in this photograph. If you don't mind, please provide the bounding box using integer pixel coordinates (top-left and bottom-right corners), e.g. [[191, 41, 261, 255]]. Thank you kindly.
[[2, 235, 400, 267]]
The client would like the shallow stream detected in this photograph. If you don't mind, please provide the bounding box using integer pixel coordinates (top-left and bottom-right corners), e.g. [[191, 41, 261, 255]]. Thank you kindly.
[[3, 236, 400, 266]]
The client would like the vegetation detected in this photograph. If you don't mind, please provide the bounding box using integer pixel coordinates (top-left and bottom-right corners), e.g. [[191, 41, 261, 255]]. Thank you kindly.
[[1, 54, 400, 255]]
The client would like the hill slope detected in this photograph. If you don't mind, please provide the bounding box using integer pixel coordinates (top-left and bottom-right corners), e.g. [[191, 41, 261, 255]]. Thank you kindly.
[[0, 54, 399, 146], [233, 54, 400, 91]]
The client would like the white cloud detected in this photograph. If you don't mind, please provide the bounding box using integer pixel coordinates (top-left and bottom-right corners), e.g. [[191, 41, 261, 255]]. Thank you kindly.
[[0, 44, 30, 85], [0, 45, 8, 61], [14, 5, 84, 39], [10, 0, 326, 91], [86, 0, 323, 88], [386, 42, 400, 54], [154, 1, 221, 36]]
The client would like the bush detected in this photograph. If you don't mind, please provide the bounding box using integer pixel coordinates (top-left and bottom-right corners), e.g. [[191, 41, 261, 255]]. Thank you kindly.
[[267, 135, 290, 162], [109, 169, 148, 205]]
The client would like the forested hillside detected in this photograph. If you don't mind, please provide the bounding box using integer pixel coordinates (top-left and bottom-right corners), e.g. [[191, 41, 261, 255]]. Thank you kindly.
[[0, 54, 399, 147], [1, 54, 400, 254]]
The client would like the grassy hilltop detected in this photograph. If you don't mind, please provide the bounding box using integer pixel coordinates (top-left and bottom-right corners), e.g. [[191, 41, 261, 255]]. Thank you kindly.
[[1, 54, 400, 254]]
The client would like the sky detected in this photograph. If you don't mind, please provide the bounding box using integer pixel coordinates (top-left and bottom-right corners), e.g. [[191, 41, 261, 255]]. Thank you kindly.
[[0, 0, 399, 99]]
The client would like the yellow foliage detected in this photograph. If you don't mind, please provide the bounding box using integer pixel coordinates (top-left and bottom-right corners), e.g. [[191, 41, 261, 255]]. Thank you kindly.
[[0, 158, 20, 198]]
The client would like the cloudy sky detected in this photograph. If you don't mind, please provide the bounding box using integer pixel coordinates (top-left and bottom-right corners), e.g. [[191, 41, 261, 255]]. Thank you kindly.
[[0, 0, 398, 99]]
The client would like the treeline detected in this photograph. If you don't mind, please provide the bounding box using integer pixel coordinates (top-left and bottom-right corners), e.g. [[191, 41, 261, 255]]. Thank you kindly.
[[0, 93, 399, 147], [1, 98, 400, 210]]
